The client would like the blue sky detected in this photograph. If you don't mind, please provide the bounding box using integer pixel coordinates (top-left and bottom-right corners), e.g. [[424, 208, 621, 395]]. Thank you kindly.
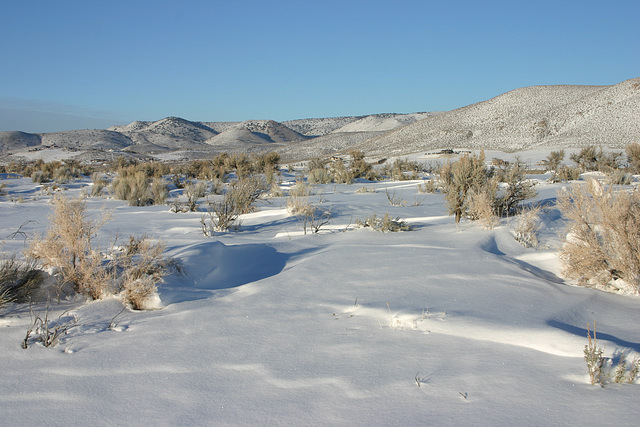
[[1, 0, 638, 132]]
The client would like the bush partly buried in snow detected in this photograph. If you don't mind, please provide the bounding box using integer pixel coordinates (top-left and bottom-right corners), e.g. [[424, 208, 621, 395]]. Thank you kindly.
[[26, 195, 169, 309], [356, 213, 412, 232], [558, 178, 640, 295], [513, 205, 542, 248]]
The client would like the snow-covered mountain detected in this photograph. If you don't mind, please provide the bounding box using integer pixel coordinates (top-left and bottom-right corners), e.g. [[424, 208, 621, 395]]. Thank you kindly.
[[351, 77, 640, 157]]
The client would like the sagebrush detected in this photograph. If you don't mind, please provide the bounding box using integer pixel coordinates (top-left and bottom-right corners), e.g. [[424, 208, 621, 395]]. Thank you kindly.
[[558, 178, 640, 294]]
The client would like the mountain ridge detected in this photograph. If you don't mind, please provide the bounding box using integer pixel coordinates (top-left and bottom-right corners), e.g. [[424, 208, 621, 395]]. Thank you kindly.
[[1, 77, 638, 162]]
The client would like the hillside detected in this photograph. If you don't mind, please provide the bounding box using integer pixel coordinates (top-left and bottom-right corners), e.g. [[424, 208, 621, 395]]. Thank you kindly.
[[0, 131, 42, 151], [351, 77, 640, 157], [1, 77, 638, 163], [40, 129, 134, 151]]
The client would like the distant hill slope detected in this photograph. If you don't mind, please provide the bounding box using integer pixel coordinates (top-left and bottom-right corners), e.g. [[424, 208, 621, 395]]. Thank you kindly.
[[351, 77, 640, 157], [108, 117, 217, 151], [331, 112, 438, 133], [283, 116, 365, 136], [40, 129, 134, 151], [1, 77, 638, 163], [0, 131, 42, 151]]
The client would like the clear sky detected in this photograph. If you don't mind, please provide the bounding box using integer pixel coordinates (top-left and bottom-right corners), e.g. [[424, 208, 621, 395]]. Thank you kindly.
[[1, 0, 638, 133]]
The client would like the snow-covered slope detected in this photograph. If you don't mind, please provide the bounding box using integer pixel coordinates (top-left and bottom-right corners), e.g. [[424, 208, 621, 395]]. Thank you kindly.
[[0, 131, 42, 151], [283, 116, 365, 136], [109, 117, 218, 151], [353, 77, 640, 156], [331, 112, 438, 133], [40, 129, 134, 151]]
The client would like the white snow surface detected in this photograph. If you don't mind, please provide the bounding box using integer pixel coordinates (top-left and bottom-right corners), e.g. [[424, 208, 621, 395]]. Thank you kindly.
[[1, 160, 640, 425]]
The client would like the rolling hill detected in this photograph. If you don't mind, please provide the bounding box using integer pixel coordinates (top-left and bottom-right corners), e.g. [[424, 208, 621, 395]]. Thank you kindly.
[[1, 77, 638, 163]]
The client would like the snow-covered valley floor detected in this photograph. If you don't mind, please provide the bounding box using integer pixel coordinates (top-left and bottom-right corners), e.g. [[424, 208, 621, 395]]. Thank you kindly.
[[1, 167, 640, 426]]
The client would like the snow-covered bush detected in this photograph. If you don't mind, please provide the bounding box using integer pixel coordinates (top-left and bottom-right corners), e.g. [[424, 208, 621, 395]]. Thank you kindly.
[[558, 178, 640, 294], [513, 205, 542, 248], [356, 213, 411, 232]]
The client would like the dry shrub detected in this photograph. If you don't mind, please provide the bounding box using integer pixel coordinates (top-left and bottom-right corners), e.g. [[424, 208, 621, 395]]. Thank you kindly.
[[294, 203, 331, 234], [606, 169, 633, 185], [268, 181, 284, 197], [201, 177, 265, 233], [356, 213, 411, 232], [287, 179, 313, 216], [202, 195, 240, 234], [540, 150, 565, 172], [116, 236, 167, 310], [183, 181, 206, 211], [308, 168, 332, 184], [513, 205, 542, 248], [494, 160, 537, 217], [558, 178, 640, 294], [329, 160, 353, 184], [150, 177, 169, 205], [111, 170, 151, 206], [288, 179, 312, 199], [468, 185, 499, 230], [626, 142, 640, 174], [229, 176, 267, 214], [417, 179, 439, 194], [27, 196, 112, 299], [27, 196, 168, 307], [90, 172, 108, 197], [441, 153, 489, 223]]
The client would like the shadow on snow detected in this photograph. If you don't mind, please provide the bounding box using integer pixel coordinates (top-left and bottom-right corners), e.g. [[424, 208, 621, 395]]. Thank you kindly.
[[159, 241, 316, 305]]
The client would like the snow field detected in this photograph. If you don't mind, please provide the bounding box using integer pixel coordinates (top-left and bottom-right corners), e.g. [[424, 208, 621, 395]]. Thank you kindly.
[[1, 168, 640, 425]]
